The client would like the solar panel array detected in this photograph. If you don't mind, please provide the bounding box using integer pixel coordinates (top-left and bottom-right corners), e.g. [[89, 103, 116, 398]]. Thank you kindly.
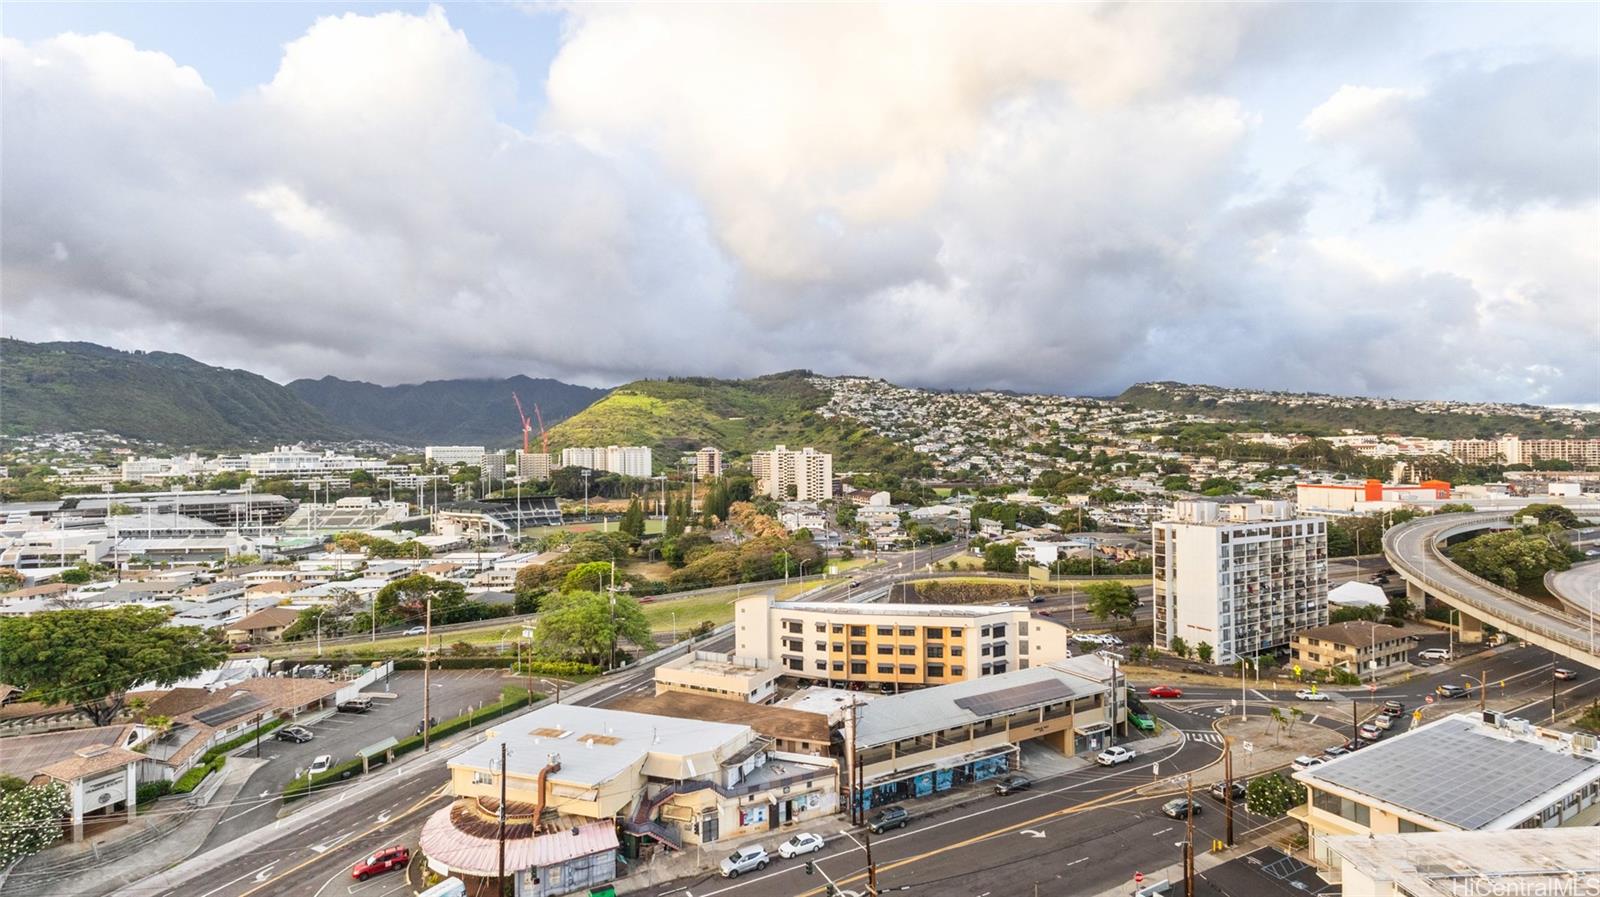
[[193, 693, 268, 727], [1309, 717, 1598, 829], [953, 679, 1077, 717]]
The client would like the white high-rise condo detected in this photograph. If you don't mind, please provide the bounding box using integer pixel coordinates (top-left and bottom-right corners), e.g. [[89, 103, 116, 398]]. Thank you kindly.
[[751, 445, 833, 502], [558, 445, 653, 478], [424, 445, 488, 467], [1152, 499, 1328, 664], [694, 446, 724, 480]]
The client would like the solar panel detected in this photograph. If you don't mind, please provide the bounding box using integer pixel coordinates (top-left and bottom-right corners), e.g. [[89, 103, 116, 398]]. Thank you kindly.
[[193, 693, 268, 727], [953, 679, 1077, 717]]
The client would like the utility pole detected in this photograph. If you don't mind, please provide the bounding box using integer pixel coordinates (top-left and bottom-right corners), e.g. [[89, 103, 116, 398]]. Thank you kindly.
[[864, 818, 879, 897], [1223, 739, 1234, 846], [1551, 649, 1558, 724], [1351, 698, 1359, 747], [1480, 667, 1488, 715], [254, 712, 263, 759], [423, 595, 433, 752], [1183, 774, 1196, 897], [847, 700, 861, 826], [497, 742, 508, 894]]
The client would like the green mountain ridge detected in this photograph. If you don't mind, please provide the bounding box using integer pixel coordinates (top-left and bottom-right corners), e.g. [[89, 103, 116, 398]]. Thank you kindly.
[[546, 371, 930, 475], [286, 375, 606, 448]]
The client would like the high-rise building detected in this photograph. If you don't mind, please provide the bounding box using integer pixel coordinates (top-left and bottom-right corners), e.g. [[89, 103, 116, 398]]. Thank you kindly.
[[558, 445, 652, 478], [1449, 435, 1600, 468], [694, 447, 724, 480], [1152, 498, 1328, 663], [515, 450, 552, 481], [750, 445, 833, 502], [425, 445, 488, 467], [480, 451, 507, 480]]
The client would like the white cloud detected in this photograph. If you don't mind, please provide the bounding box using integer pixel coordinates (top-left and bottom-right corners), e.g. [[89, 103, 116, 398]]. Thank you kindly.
[[1, 5, 1595, 406]]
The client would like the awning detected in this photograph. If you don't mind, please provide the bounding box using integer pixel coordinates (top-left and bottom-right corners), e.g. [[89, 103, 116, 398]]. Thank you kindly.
[[1074, 722, 1111, 735], [861, 744, 1017, 788]]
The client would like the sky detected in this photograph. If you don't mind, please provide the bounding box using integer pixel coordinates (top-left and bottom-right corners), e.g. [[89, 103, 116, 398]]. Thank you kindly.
[[2, 2, 1597, 405]]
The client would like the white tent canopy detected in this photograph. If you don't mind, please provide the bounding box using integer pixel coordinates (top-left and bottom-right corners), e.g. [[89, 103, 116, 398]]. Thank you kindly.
[[1329, 581, 1388, 608]]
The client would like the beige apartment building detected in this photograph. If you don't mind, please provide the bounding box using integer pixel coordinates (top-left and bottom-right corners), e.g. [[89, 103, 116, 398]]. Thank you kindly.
[[694, 446, 723, 480], [734, 594, 1074, 689], [1290, 621, 1413, 676], [751, 445, 833, 501]]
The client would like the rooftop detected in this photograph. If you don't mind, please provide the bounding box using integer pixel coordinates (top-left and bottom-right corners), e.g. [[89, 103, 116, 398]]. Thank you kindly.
[[609, 692, 832, 746], [856, 658, 1114, 748], [772, 600, 1024, 619], [1325, 828, 1600, 897], [1296, 713, 1600, 830], [1294, 620, 1408, 645]]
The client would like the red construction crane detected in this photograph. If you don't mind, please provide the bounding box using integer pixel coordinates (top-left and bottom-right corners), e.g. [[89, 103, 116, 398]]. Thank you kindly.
[[512, 392, 533, 454], [533, 403, 549, 454]]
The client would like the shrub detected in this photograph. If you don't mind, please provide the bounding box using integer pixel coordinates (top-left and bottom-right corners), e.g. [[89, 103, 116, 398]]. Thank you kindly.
[[172, 756, 226, 794], [136, 780, 172, 805], [201, 717, 285, 764], [1246, 772, 1305, 817]]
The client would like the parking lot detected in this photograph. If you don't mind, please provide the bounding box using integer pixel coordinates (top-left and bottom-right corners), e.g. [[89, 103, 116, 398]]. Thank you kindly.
[[200, 669, 512, 851]]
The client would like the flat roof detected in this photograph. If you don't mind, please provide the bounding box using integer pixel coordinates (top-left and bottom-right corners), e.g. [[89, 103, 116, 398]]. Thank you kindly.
[[1325, 828, 1600, 896], [1297, 714, 1600, 830], [457, 704, 750, 788], [609, 692, 832, 746], [773, 600, 1021, 619], [856, 660, 1111, 748]]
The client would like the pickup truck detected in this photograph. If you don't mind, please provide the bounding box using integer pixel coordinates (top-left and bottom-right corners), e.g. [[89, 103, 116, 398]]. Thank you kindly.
[[1096, 746, 1137, 767]]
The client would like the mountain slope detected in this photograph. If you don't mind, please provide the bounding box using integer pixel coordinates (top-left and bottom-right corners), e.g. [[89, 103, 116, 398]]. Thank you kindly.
[[1, 339, 342, 446], [287, 375, 607, 448], [547, 371, 929, 474]]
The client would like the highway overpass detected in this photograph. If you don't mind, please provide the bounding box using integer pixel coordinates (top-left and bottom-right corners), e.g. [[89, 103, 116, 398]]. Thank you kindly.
[[1383, 509, 1600, 669]]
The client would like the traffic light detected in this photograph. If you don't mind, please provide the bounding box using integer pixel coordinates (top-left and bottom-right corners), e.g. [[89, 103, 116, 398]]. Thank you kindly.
[[804, 861, 815, 876], [825, 885, 838, 896]]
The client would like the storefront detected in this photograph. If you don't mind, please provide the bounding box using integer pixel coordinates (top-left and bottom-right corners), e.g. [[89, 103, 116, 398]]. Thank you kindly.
[[855, 746, 1015, 812]]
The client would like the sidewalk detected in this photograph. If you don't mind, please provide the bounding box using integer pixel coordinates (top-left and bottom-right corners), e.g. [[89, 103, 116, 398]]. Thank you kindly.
[[2, 756, 266, 897], [1085, 817, 1298, 897]]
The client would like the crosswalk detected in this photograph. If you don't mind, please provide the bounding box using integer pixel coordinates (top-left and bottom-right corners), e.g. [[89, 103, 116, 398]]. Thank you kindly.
[[1181, 730, 1225, 745]]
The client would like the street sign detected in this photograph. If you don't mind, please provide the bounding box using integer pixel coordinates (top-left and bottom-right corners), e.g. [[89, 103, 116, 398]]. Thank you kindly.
[[1369, 683, 1378, 693], [1293, 664, 1302, 677], [1425, 695, 1435, 704], [522, 629, 533, 639], [1242, 741, 1254, 753], [1134, 872, 1144, 884]]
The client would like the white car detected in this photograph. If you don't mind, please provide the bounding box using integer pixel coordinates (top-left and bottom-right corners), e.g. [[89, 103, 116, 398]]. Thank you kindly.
[[778, 832, 825, 859], [404, 626, 427, 636], [1372, 713, 1394, 730], [307, 754, 334, 776], [1096, 746, 1137, 767], [720, 845, 769, 878], [1417, 648, 1451, 661], [1294, 689, 1332, 702], [1291, 755, 1326, 772]]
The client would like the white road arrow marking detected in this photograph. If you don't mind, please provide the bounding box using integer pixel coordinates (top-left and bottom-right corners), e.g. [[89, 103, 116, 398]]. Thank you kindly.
[[1065, 857, 1088, 867], [1018, 829, 1046, 839], [253, 861, 280, 882], [260, 790, 270, 798], [376, 811, 391, 823]]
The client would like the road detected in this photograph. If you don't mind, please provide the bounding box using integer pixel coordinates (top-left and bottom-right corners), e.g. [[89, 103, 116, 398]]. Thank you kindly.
[[1548, 560, 1600, 620]]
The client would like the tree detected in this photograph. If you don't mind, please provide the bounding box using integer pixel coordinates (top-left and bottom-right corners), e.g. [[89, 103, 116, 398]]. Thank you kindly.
[[1448, 529, 1574, 591], [374, 575, 473, 626], [562, 561, 614, 593], [1126, 643, 1146, 664], [1387, 593, 1414, 620], [1195, 642, 1213, 664], [1518, 503, 1581, 529], [0, 568, 23, 593], [982, 542, 1019, 573], [1435, 503, 1476, 514], [1245, 772, 1305, 818], [619, 495, 646, 540], [534, 591, 653, 667], [0, 607, 228, 727], [1082, 582, 1139, 626], [0, 781, 70, 866], [1169, 636, 1190, 660], [58, 566, 93, 584]]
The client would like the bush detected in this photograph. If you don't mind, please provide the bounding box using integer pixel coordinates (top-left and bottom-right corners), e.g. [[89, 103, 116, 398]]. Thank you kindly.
[[136, 780, 172, 805], [172, 756, 226, 794], [201, 717, 285, 764], [392, 656, 598, 674], [1246, 772, 1305, 817]]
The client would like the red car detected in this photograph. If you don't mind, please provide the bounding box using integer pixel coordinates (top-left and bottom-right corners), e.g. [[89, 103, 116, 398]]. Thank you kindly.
[[352, 846, 409, 881], [1148, 686, 1183, 698]]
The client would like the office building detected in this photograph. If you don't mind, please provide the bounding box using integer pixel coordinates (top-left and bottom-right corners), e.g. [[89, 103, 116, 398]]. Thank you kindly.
[[1291, 713, 1600, 872], [244, 445, 395, 478], [559, 445, 653, 478], [751, 445, 833, 501], [425, 445, 488, 467], [734, 593, 1074, 689], [1294, 479, 1452, 515], [1152, 498, 1328, 663], [515, 450, 552, 481], [694, 446, 724, 480], [479, 451, 507, 480]]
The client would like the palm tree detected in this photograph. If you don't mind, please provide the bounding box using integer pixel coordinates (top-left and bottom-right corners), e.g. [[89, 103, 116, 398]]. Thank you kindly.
[[146, 714, 175, 742]]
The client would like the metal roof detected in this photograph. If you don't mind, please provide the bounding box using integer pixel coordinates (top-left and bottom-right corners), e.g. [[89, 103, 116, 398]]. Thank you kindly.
[[193, 693, 268, 727], [856, 661, 1109, 748], [1299, 714, 1600, 830]]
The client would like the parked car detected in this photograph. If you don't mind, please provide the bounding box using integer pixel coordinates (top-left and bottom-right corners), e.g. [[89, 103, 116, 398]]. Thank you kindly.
[[1358, 723, 1383, 741], [1418, 648, 1452, 662], [1096, 746, 1137, 767], [1343, 738, 1373, 751], [994, 774, 1032, 795], [719, 845, 769, 878], [308, 754, 334, 776], [1321, 747, 1350, 761], [867, 806, 910, 833], [404, 626, 426, 636], [275, 725, 314, 743], [1382, 699, 1406, 715], [1147, 686, 1183, 699], [337, 697, 373, 713], [1161, 798, 1201, 819], [1436, 683, 1468, 699], [1029, 595, 1046, 604], [351, 846, 409, 881], [1555, 668, 1579, 681], [1208, 780, 1247, 802], [1372, 713, 1394, 731], [1291, 755, 1325, 772], [1294, 689, 1331, 702], [1129, 710, 1157, 733], [777, 833, 825, 859]]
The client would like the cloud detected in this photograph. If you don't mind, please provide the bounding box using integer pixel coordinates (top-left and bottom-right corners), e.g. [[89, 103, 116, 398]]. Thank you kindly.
[[1304, 56, 1600, 210], [1, 5, 1595, 408]]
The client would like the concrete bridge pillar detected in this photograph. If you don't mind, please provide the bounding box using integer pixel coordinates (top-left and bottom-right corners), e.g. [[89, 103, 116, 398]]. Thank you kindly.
[[1456, 611, 1485, 644]]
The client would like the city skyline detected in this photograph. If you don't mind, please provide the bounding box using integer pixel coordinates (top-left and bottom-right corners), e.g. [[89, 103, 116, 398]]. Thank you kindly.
[[3, 3, 1596, 403]]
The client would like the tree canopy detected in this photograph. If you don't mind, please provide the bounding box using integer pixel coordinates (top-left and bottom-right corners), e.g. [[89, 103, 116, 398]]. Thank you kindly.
[[1448, 529, 1574, 592], [0, 607, 228, 726], [374, 574, 476, 625], [534, 590, 653, 667], [1082, 581, 1139, 625]]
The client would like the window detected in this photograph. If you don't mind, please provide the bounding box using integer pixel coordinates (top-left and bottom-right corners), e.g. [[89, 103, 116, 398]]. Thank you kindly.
[[833, 624, 844, 634], [951, 666, 965, 676], [899, 664, 916, 675], [815, 659, 827, 671], [815, 641, 827, 651], [981, 662, 992, 675], [951, 645, 964, 657], [473, 771, 494, 785], [832, 660, 845, 672], [992, 642, 1007, 657], [981, 625, 991, 638], [1019, 622, 1028, 636], [927, 663, 945, 678], [991, 623, 1007, 639], [992, 661, 1008, 674], [784, 620, 802, 634], [948, 627, 962, 639], [1019, 640, 1029, 655], [850, 661, 867, 674], [899, 626, 915, 637], [981, 644, 992, 656], [877, 626, 893, 636], [832, 642, 844, 652], [927, 644, 944, 658], [786, 657, 803, 671], [877, 663, 895, 674], [899, 645, 917, 655], [851, 642, 867, 656], [850, 626, 866, 637], [925, 627, 943, 639], [1397, 819, 1432, 834], [877, 644, 894, 655], [815, 622, 826, 633]]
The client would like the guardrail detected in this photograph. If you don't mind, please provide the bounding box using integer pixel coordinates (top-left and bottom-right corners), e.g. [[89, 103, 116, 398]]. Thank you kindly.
[[1383, 512, 1597, 654]]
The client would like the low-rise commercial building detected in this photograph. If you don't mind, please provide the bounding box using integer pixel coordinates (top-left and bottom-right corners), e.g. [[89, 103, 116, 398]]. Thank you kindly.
[[425, 446, 488, 468], [1290, 621, 1412, 677], [1291, 713, 1600, 872], [1323, 828, 1600, 897], [611, 692, 833, 756], [653, 650, 778, 703], [734, 594, 1074, 690]]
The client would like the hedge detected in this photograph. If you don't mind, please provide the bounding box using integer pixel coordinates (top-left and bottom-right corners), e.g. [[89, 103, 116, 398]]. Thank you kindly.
[[172, 756, 225, 794], [202, 717, 286, 764], [136, 780, 171, 806], [391, 657, 598, 675], [281, 686, 541, 802]]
